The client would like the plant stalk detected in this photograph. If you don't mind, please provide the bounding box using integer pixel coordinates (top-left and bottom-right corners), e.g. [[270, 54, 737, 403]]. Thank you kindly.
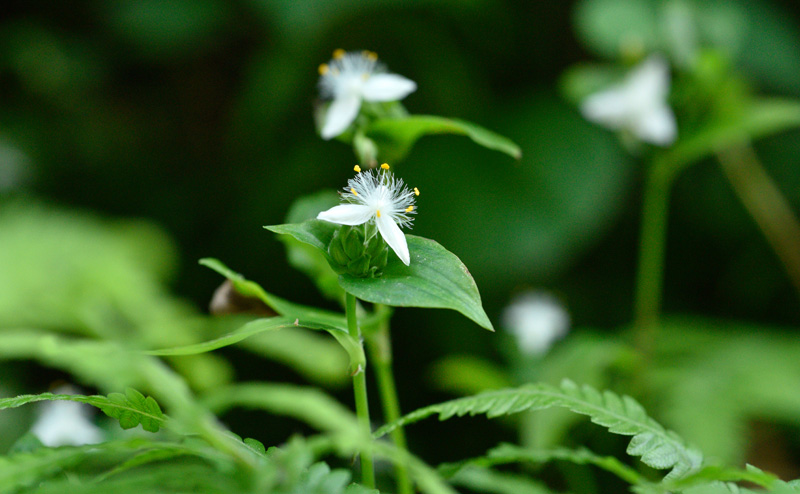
[[365, 308, 413, 494], [346, 292, 376, 488], [717, 144, 800, 299], [633, 161, 673, 355]]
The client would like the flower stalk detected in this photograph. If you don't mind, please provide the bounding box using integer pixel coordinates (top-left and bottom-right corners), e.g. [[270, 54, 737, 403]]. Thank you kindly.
[[364, 307, 413, 494], [346, 292, 375, 488]]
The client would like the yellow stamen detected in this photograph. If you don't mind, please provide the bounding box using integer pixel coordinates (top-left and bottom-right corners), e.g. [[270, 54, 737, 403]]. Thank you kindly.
[[380, 163, 390, 170], [363, 50, 378, 61], [376, 210, 381, 218], [318, 63, 329, 75], [333, 48, 346, 59], [353, 165, 362, 173], [413, 187, 420, 196], [351, 188, 358, 196], [405, 205, 414, 213]]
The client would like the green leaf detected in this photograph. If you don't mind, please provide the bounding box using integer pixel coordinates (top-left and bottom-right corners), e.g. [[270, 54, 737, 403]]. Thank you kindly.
[[440, 443, 643, 486], [201, 382, 360, 437], [101, 388, 165, 433], [364, 115, 522, 164], [339, 235, 493, 331], [265, 223, 493, 330], [655, 98, 800, 181], [574, 0, 660, 59], [146, 316, 345, 356], [445, 465, 552, 494], [0, 391, 166, 433], [375, 380, 702, 479]]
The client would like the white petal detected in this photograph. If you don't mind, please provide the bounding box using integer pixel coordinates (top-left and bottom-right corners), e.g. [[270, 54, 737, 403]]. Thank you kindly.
[[580, 88, 631, 129], [376, 214, 410, 265], [625, 56, 671, 107], [317, 204, 374, 225], [633, 105, 677, 146], [321, 94, 361, 140], [361, 74, 417, 102]]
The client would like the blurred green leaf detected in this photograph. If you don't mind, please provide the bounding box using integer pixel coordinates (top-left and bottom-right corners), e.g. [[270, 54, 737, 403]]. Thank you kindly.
[[429, 355, 512, 396], [364, 116, 522, 164], [574, 0, 660, 59], [560, 63, 624, 105], [656, 98, 800, 180], [282, 191, 344, 303]]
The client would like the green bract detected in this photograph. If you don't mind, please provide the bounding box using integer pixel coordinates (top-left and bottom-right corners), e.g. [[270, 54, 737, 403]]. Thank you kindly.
[[265, 220, 493, 331], [328, 225, 389, 278]]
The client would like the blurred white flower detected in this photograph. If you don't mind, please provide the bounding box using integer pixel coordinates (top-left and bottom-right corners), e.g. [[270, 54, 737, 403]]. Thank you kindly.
[[317, 164, 417, 266], [502, 292, 570, 356], [31, 386, 103, 447], [318, 49, 417, 140], [580, 56, 677, 146]]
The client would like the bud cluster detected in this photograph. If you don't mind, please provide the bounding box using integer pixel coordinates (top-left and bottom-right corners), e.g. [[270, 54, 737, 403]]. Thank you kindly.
[[328, 224, 389, 277]]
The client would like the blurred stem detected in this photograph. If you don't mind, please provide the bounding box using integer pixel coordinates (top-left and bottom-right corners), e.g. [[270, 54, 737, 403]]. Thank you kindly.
[[633, 160, 673, 355], [364, 305, 413, 494], [716, 144, 800, 298], [346, 292, 375, 488]]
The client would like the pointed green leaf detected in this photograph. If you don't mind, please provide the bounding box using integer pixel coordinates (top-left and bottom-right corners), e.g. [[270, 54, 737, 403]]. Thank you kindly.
[[364, 115, 522, 163], [339, 235, 493, 331], [199, 257, 346, 330], [146, 316, 344, 356], [265, 223, 492, 330]]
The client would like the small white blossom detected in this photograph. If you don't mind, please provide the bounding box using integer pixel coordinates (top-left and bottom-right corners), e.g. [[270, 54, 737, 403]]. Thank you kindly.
[[580, 56, 677, 146], [31, 386, 103, 447], [318, 49, 417, 140], [317, 164, 417, 266], [502, 292, 570, 356]]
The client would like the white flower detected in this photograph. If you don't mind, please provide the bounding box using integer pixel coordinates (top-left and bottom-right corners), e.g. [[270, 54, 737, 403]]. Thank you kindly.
[[318, 49, 417, 140], [31, 386, 103, 447], [502, 292, 570, 356], [317, 164, 417, 266], [580, 56, 677, 146]]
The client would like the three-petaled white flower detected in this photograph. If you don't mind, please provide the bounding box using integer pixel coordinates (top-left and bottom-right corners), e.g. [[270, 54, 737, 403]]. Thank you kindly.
[[31, 385, 104, 447], [502, 292, 570, 356], [580, 56, 677, 146], [317, 164, 418, 266], [318, 49, 417, 140]]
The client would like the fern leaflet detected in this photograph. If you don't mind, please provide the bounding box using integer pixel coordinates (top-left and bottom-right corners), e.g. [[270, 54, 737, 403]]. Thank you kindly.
[[374, 380, 702, 479]]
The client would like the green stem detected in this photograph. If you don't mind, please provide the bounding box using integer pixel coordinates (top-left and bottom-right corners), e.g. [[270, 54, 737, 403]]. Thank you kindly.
[[364, 307, 413, 494], [346, 293, 375, 488], [716, 144, 800, 299], [633, 161, 673, 355]]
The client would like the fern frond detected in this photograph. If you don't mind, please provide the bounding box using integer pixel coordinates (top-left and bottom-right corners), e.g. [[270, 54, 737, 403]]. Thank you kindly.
[[375, 380, 702, 479]]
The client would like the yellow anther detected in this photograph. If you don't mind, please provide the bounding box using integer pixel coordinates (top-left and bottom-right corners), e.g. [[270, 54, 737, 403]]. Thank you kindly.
[[413, 187, 420, 196], [353, 165, 362, 173], [380, 163, 390, 170], [376, 210, 381, 218], [333, 48, 346, 59], [405, 205, 414, 213], [363, 50, 378, 61], [351, 187, 358, 196], [318, 63, 329, 75]]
